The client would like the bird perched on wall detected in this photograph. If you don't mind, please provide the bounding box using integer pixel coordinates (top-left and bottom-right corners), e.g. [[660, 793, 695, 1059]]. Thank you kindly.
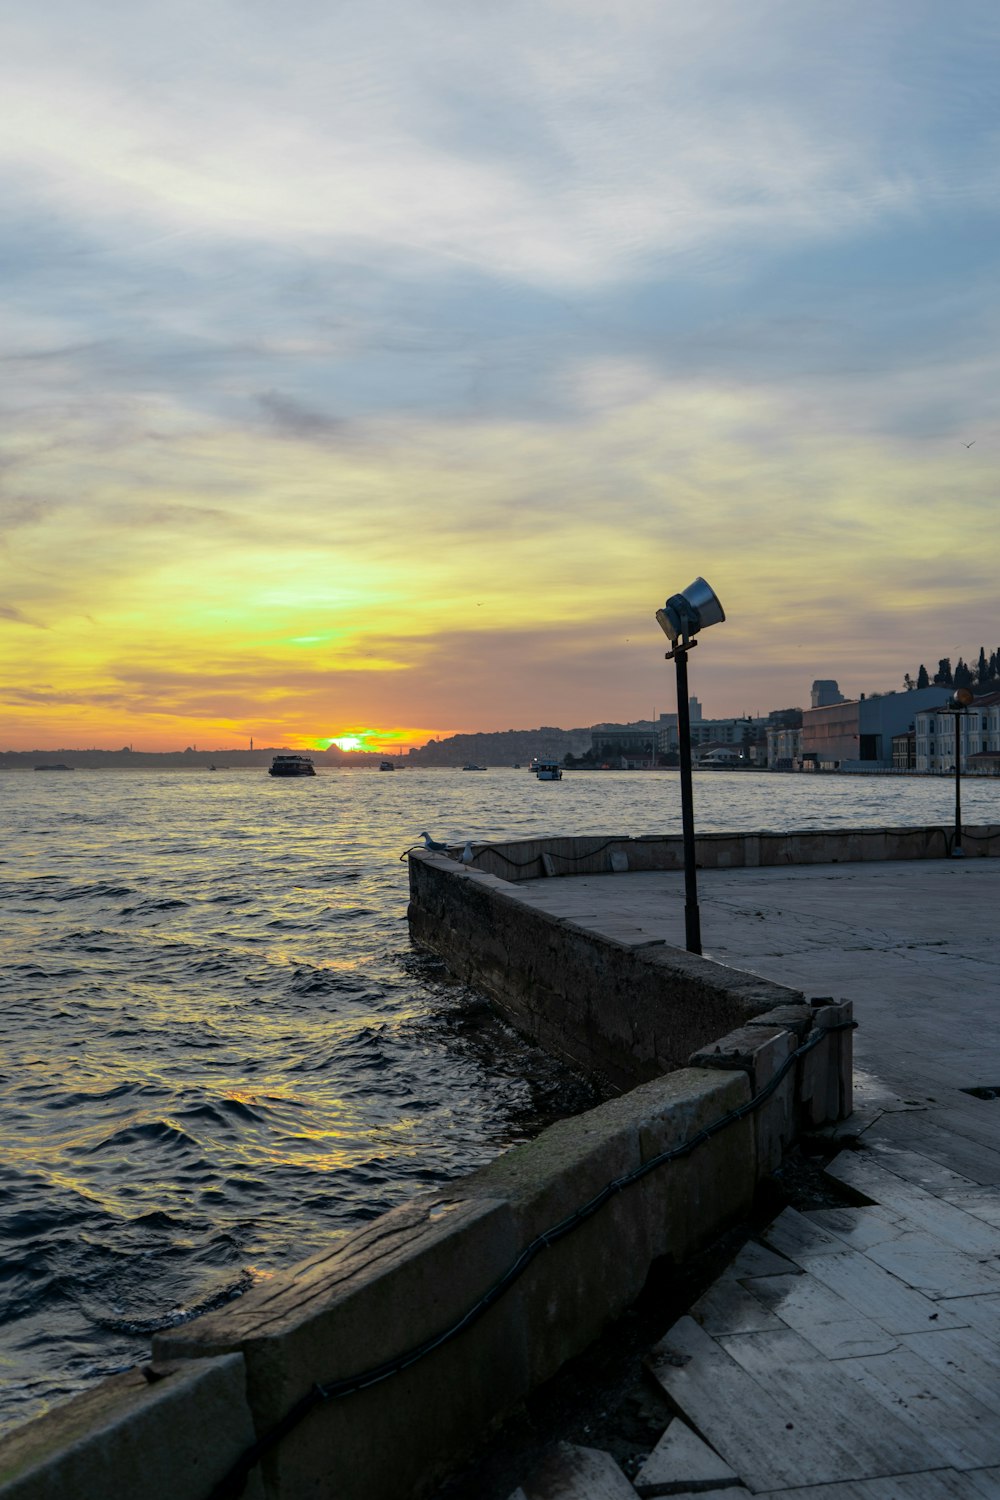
[[461, 842, 475, 863], [419, 831, 449, 852]]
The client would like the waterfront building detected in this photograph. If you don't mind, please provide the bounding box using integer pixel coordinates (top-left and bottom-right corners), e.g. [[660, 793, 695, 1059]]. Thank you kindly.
[[892, 730, 916, 771], [591, 718, 671, 764], [766, 724, 803, 769], [763, 708, 804, 770], [801, 686, 952, 770], [696, 746, 742, 767], [914, 691, 1000, 773]]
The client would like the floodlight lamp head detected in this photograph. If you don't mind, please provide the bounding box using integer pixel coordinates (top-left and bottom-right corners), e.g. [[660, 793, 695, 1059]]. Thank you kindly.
[[655, 577, 725, 643], [953, 687, 974, 707]]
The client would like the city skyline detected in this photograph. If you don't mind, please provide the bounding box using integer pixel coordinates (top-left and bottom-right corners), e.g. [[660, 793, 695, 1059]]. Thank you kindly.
[[2, 2, 998, 752]]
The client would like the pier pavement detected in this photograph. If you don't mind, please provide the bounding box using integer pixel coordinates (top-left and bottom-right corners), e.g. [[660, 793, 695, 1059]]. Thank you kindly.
[[492, 859, 1000, 1498]]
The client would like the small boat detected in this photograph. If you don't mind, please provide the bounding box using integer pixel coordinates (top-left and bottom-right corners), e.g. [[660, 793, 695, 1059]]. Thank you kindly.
[[379, 760, 395, 771], [461, 763, 487, 771], [534, 759, 563, 781], [34, 763, 74, 771], [268, 754, 316, 777]]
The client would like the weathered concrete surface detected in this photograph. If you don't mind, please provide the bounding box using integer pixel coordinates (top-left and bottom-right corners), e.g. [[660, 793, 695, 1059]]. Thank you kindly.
[[150, 1066, 763, 1499], [155, 1191, 528, 1500], [459, 825, 1000, 883], [690, 1024, 797, 1174], [456, 1068, 755, 1385], [0, 1355, 263, 1500], [511, 859, 1000, 1100], [408, 852, 804, 1090]]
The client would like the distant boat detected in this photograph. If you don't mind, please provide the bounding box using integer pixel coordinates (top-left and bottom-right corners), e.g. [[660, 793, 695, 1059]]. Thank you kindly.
[[461, 763, 487, 771], [268, 754, 316, 778], [34, 763, 74, 772], [379, 760, 395, 771], [534, 759, 563, 781]]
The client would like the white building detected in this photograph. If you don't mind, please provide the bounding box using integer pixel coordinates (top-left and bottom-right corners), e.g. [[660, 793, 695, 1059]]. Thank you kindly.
[[697, 746, 742, 767], [914, 692, 1000, 772], [666, 716, 757, 751], [766, 725, 802, 769]]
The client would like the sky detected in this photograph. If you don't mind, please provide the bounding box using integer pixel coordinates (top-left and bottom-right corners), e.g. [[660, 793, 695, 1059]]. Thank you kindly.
[[2, 0, 998, 751]]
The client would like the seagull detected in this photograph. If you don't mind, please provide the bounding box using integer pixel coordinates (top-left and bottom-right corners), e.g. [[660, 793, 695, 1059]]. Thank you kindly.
[[419, 831, 449, 852], [965, 440, 976, 448], [461, 842, 475, 863]]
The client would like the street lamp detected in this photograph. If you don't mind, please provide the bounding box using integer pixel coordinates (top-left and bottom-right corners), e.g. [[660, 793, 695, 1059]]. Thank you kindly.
[[949, 687, 973, 857], [656, 578, 726, 954]]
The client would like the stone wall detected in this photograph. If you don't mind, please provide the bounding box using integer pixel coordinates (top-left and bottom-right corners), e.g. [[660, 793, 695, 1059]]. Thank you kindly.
[[448, 823, 1000, 882], [408, 851, 803, 1089]]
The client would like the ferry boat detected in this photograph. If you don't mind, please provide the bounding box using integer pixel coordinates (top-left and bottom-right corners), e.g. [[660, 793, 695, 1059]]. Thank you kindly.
[[268, 754, 316, 777], [461, 763, 487, 771], [534, 759, 563, 781]]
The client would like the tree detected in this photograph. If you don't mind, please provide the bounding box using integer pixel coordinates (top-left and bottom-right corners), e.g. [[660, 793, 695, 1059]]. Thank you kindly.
[[933, 658, 953, 686], [916, 664, 930, 689], [977, 647, 989, 685], [954, 658, 973, 688], [903, 673, 915, 691]]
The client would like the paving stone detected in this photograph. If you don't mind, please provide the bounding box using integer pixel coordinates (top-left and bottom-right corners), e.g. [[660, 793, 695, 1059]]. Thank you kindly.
[[633, 1416, 740, 1496], [510, 1442, 638, 1498], [741, 1271, 899, 1359], [690, 1277, 784, 1336], [746, 1471, 996, 1497]]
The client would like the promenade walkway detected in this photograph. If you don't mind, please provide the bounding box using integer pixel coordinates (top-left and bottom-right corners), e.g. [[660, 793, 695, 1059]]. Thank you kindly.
[[501, 860, 1000, 1498]]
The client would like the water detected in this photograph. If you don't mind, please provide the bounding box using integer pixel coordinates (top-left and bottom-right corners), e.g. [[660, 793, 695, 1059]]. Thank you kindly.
[[1, 765, 996, 1432]]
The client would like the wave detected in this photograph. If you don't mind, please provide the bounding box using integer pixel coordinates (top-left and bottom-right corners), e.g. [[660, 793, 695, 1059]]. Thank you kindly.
[[76, 1120, 205, 1156], [118, 898, 189, 916]]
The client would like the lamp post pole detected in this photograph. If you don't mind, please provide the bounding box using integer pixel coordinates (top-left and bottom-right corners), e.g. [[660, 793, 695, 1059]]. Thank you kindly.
[[950, 688, 973, 858], [672, 639, 701, 954], [953, 732, 963, 856], [655, 577, 725, 957]]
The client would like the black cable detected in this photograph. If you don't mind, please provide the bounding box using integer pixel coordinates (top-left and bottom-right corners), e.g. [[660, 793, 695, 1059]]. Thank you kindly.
[[206, 1018, 855, 1500], [470, 837, 625, 870], [400, 837, 632, 869]]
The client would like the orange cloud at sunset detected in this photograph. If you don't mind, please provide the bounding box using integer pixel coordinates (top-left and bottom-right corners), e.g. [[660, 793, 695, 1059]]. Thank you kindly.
[[3, 372, 995, 751]]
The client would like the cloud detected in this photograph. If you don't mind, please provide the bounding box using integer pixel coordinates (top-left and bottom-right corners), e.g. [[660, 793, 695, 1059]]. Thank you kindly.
[[257, 391, 346, 441], [5, 1, 996, 292], [2, 1, 999, 747], [0, 604, 46, 627]]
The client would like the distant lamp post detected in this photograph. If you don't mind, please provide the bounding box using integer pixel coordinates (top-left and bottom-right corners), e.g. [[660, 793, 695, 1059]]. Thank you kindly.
[[950, 687, 974, 857], [656, 578, 726, 954]]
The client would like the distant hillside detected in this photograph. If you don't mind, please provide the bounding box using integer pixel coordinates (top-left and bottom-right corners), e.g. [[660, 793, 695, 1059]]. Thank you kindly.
[[405, 727, 592, 767]]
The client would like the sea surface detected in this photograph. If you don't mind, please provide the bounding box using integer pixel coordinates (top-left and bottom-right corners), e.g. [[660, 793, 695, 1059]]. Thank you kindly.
[[2, 764, 998, 1433]]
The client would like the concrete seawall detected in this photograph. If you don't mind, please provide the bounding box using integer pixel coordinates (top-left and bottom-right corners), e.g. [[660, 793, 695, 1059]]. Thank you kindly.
[[0, 829, 867, 1500], [445, 823, 1000, 884], [408, 849, 804, 1089]]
